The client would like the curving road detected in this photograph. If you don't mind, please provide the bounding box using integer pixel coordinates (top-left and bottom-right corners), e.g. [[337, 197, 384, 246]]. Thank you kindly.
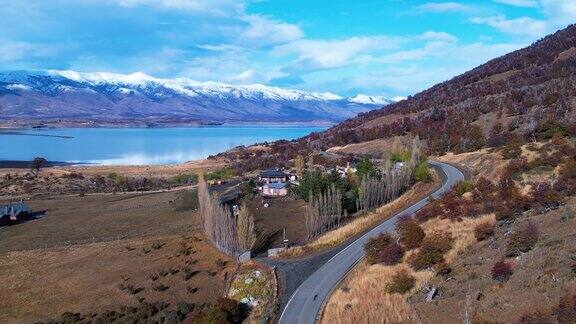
[[278, 161, 465, 324]]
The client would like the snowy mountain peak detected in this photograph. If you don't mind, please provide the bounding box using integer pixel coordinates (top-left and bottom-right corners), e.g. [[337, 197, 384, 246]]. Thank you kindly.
[[0, 69, 396, 123], [1, 69, 396, 105], [348, 94, 395, 105], [48, 70, 158, 86]]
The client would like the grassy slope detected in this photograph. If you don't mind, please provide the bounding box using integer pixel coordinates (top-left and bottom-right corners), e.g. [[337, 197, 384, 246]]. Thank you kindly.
[[321, 142, 575, 324], [0, 190, 236, 323]]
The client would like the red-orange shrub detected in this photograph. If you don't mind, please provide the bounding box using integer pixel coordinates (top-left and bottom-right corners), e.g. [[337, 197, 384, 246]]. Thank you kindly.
[[396, 216, 425, 250], [377, 242, 405, 266], [491, 260, 513, 283], [409, 231, 453, 271], [364, 233, 393, 265]]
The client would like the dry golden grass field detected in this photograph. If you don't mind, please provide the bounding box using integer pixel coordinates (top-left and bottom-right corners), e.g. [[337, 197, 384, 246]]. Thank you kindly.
[[412, 199, 576, 323], [0, 190, 236, 323], [320, 214, 494, 324]]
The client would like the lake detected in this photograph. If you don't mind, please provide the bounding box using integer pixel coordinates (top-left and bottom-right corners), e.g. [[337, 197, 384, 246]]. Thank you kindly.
[[0, 126, 327, 165]]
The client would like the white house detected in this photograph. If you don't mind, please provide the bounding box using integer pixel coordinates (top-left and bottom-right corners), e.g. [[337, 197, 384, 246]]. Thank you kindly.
[[262, 182, 288, 197]]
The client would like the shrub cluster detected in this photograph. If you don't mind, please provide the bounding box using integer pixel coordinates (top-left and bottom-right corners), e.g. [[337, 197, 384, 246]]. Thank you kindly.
[[378, 242, 405, 266], [413, 160, 432, 183], [364, 233, 393, 265], [396, 216, 426, 250], [506, 221, 539, 257], [433, 260, 452, 277], [386, 269, 415, 294], [491, 260, 513, 283], [454, 180, 474, 195], [201, 298, 247, 324], [408, 231, 453, 271], [474, 221, 495, 241], [364, 233, 405, 266]]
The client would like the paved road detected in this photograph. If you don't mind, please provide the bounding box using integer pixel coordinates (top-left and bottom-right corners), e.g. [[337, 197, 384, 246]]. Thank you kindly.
[[278, 161, 465, 324]]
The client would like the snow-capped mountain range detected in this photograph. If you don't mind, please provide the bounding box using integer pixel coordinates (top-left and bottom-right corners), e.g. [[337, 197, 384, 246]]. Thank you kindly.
[[0, 70, 396, 124]]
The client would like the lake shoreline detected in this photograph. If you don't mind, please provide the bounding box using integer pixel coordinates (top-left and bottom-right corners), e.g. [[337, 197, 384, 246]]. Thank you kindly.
[[0, 160, 81, 169], [0, 120, 335, 130], [0, 125, 325, 169]]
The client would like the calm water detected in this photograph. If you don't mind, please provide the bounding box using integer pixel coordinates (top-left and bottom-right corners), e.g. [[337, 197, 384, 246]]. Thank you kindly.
[[0, 126, 327, 165]]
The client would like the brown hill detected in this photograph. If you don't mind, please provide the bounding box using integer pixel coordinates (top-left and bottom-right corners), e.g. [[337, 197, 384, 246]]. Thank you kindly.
[[219, 24, 576, 172]]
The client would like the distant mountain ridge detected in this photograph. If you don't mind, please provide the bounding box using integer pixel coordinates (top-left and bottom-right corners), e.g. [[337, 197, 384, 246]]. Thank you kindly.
[[0, 70, 396, 124]]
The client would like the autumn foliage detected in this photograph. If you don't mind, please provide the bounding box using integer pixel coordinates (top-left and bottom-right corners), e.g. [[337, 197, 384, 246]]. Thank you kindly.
[[408, 231, 453, 271], [491, 260, 513, 283], [364, 233, 393, 265], [396, 216, 426, 250]]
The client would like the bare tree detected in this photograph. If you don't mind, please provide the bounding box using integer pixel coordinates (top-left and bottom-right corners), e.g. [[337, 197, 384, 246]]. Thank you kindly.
[[237, 202, 255, 253], [294, 154, 305, 177], [31, 157, 47, 176], [358, 136, 423, 212], [198, 174, 254, 256], [305, 184, 343, 239]]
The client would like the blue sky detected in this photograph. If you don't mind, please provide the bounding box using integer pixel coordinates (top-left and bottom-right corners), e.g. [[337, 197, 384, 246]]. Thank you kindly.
[[0, 0, 574, 97]]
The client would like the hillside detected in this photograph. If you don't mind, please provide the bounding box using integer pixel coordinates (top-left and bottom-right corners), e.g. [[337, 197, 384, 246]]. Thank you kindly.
[[219, 24, 576, 172], [0, 70, 393, 124], [321, 24, 576, 152]]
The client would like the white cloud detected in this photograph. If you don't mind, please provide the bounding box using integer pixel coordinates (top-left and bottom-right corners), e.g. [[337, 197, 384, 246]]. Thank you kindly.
[[0, 39, 57, 62], [241, 15, 304, 46], [473, 0, 576, 38], [274, 36, 402, 72], [196, 44, 245, 52], [115, 0, 243, 16], [471, 15, 547, 37], [539, 0, 576, 26], [494, 0, 538, 7], [316, 41, 525, 96], [419, 31, 458, 42], [416, 2, 471, 12], [228, 69, 261, 83]]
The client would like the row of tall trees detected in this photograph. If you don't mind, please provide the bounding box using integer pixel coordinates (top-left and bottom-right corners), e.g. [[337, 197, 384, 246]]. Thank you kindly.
[[358, 137, 423, 212], [198, 174, 255, 256], [305, 184, 344, 239]]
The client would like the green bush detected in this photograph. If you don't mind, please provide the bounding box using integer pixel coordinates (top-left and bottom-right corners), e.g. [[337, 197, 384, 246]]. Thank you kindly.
[[206, 167, 235, 181], [390, 150, 411, 163], [413, 161, 432, 183], [356, 157, 380, 180], [171, 173, 197, 185], [454, 180, 474, 195]]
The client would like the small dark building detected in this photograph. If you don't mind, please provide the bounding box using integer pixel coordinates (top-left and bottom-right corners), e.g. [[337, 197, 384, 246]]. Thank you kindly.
[[0, 202, 32, 225], [259, 169, 289, 183]]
